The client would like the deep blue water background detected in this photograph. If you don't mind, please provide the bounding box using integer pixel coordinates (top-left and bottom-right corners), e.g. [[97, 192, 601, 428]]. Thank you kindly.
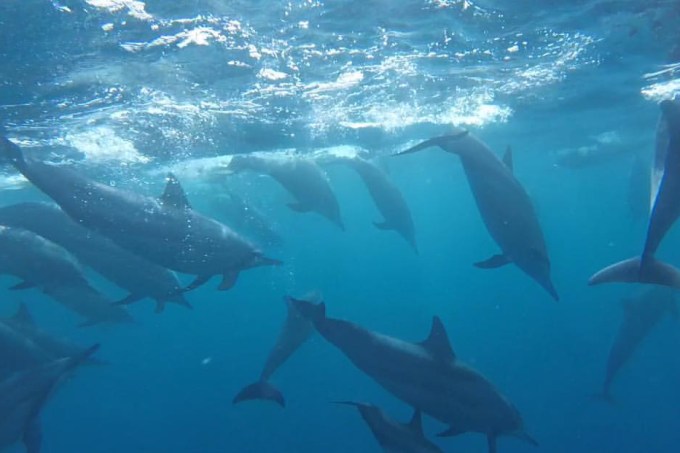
[[2, 1, 680, 452]]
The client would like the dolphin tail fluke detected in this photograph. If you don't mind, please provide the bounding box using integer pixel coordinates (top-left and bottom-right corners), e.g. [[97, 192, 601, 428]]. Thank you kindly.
[[232, 380, 285, 408], [68, 343, 101, 369], [588, 256, 680, 289], [287, 296, 326, 323], [394, 131, 469, 156]]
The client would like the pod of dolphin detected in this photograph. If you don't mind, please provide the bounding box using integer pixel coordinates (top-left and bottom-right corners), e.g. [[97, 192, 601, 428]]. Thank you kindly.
[[0, 98, 679, 452]]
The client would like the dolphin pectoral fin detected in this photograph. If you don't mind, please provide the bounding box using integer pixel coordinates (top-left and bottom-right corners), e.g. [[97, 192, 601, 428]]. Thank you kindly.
[[437, 425, 465, 437], [503, 146, 514, 172], [113, 293, 143, 306], [10, 280, 36, 290], [474, 254, 510, 269], [487, 434, 497, 453], [23, 418, 42, 453], [159, 173, 192, 210], [218, 271, 239, 291], [233, 380, 285, 407], [184, 275, 212, 292], [373, 220, 393, 230], [287, 202, 312, 213]]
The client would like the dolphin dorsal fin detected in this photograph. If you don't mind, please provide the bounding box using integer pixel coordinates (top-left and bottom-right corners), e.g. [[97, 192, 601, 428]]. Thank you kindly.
[[160, 173, 191, 210], [503, 146, 514, 172], [408, 409, 424, 435], [419, 316, 456, 362], [12, 303, 35, 326]]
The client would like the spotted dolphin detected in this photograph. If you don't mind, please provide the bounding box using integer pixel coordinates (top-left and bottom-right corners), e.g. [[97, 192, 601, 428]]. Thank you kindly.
[[233, 296, 315, 407], [0, 226, 132, 326], [336, 402, 443, 453], [292, 297, 537, 453], [589, 100, 680, 288], [0, 344, 99, 453], [228, 154, 345, 230], [596, 287, 677, 402], [340, 156, 417, 252], [396, 133, 558, 300], [0, 202, 189, 313], [0, 136, 280, 292]]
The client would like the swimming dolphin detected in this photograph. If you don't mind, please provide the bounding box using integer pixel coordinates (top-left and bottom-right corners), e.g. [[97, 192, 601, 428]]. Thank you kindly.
[[0, 202, 189, 313], [339, 156, 417, 252], [228, 154, 345, 230], [233, 296, 315, 407], [396, 133, 558, 300], [0, 322, 52, 379], [291, 297, 537, 453], [596, 287, 677, 402], [0, 136, 280, 292], [336, 402, 443, 453], [1, 303, 102, 367], [0, 226, 132, 326], [589, 100, 680, 288], [0, 344, 99, 453], [213, 192, 283, 248]]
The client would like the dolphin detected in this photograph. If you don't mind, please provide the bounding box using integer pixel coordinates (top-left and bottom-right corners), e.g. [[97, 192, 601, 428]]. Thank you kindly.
[[596, 287, 677, 402], [0, 136, 281, 292], [339, 156, 417, 252], [0, 344, 99, 453], [2, 303, 103, 366], [213, 192, 283, 248], [291, 297, 537, 453], [0, 225, 132, 326], [396, 133, 558, 300], [0, 202, 189, 313], [589, 100, 680, 288], [0, 322, 52, 379], [233, 296, 315, 407], [336, 402, 443, 453], [228, 154, 345, 230]]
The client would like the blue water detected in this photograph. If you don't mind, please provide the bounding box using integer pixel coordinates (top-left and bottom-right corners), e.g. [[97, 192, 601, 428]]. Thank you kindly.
[[2, 1, 680, 452]]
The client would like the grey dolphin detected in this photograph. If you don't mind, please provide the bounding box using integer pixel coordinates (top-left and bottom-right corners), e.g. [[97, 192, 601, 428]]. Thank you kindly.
[[228, 154, 345, 230], [340, 156, 417, 252], [291, 297, 537, 453], [213, 192, 283, 248], [596, 287, 677, 402], [0, 322, 52, 379], [2, 303, 102, 366], [0, 202, 189, 313], [336, 402, 443, 453], [0, 136, 281, 292], [233, 296, 315, 407], [0, 344, 99, 453], [396, 133, 558, 300], [0, 226, 132, 326], [589, 100, 680, 288]]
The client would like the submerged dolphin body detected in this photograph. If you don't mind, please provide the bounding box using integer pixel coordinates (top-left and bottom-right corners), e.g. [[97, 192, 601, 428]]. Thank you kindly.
[[1, 304, 101, 366], [340, 156, 417, 252], [0, 202, 189, 312], [233, 297, 315, 407], [214, 192, 283, 248], [597, 287, 677, 402], [292, 297, 537, 453], [589, 100, 680, 288], [228, 154, 345, 230], [0, 226, 132, 326], [396, 132, 558, 300], [0, 137, 280, 292], [337, 402, 443, 453], [0, 344, 99, 453]]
